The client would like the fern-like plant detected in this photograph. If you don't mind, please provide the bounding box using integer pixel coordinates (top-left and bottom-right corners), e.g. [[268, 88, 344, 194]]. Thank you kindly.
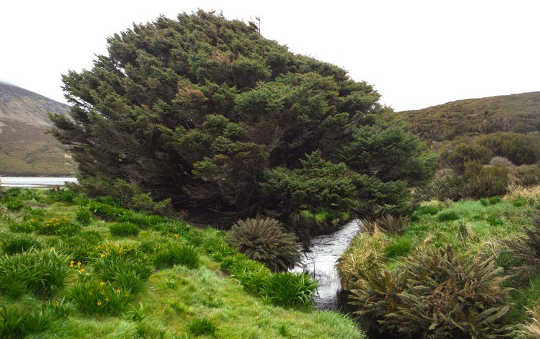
[[349, 246, 514, 338], [502, 210, 540, 278], [226, 217, 301, 272]]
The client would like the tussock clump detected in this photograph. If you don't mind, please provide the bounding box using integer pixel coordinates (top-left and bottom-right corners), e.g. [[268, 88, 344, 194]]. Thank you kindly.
[[501, 210, 540, 278], [524, 305, 540, 338], [349, 246, 514, 338], [226, 217, 301, 272]]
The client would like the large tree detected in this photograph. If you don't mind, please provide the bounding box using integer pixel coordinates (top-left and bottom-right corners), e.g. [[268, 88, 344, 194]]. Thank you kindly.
[[52, 10, 435, 226]]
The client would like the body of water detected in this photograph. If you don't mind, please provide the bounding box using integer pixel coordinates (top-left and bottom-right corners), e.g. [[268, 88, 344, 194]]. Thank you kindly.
[[291, 219, 362, 309], [0, 177, 77, 188]]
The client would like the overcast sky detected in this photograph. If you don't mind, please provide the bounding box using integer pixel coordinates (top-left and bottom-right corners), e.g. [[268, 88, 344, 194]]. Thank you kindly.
[[1, 0, 539, 111]]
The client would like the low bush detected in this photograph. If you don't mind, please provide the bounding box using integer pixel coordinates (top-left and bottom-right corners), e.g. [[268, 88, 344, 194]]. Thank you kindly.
[[109, 222, 140, 237], [93, 243, 152, 293], [0, 234, 40, 255], [75, 208, 92, 225], [8, 220, 35, 233], [154, 242, 199, 269], [47, 188, 76, 203], [0, 305, 52, 338], [70, 280, 131, 315], [516, 165, 540, 187], [36, 217, 81, 236], [349, 246, 513, 338], [437, 211, 460, 222], [501, 210, 540, 278], [87, 201, 125, 220], [54, 231, 103, 264], [226, 217, 301, 272], [384, 238, 413, 259], [262, 272, 317, 307], [0, 249, 69, 298], [188, 318, 217, 337], [4, 198, 24, 211]]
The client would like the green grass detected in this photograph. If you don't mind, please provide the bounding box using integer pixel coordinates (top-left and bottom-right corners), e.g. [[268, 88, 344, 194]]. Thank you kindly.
[[0, 189, 365, 338]]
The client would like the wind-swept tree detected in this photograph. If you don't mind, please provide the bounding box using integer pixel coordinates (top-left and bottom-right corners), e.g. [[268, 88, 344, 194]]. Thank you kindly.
[[52, 10, 435, 229]]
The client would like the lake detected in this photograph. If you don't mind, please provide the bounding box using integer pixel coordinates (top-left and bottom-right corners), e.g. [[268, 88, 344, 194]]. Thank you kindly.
[[0, 177, 78, 188]]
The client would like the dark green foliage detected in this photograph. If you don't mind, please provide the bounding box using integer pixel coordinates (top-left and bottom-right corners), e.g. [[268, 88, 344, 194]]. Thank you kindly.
[[441, 143, 493, 172], [87, 201, 125, 220], [51, 10, 434, 230], [478, 133, 540, 165], [154, 242, 199, 269], [70, 280, 131, 315], [489, 196, 501, 204], [47, 188, 76, 203], [487, 215, 503, 226], [0, 305, 52, 338], [226, 217, 301, 272], [0, 234, 40, 255], [350, 246, 513, 338], [109, 222, 140, 237], [262, 272, 318, 307], [36, 217, 81, 236], [0, 249, 69, 298], [415, 205, 439, 216], [54, 231, 102, 263], [75, 208, 92, 225], [93, 246, 152, 293], [384, 238, 412, 259], [437, 211, 459, 222], [4, 198, 24, 211], [8, 220, 35, 233], [513, 199, 527, 207], [188, 318, 217, 337]]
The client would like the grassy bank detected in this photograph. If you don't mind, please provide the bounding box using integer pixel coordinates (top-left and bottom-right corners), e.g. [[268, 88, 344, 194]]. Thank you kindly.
[[0, 188, 365, 338], [338, 185, 540, 338]]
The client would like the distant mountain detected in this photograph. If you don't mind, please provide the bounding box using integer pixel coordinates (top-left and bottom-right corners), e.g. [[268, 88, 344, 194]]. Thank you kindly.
[[400, 92, 540, 142], [0, 82, 76, 175]]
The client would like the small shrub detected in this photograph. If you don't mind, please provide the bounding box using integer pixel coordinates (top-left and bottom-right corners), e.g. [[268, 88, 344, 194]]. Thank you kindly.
[[489, 196, 501, 204], [47, 189, 76, 203], [514, 198, 527, 207], [0, 249, 69, 298], [8, 221, 35, 233], [0, 235, 40, 255], [56, 231, 103, 264], [110, 222, 140, 237], [263, 272, 317, 307], [480, 198, 489, 206], [437, 211, 459, 222], [188, 318, 217, 337], [0, 305, 52, 338], [87, 201, 125, 220], [94, 244, 152, 293], [154, 243, 199, 269], [384, 238, 412, 259], [501, 210, 540, 278], [4, 198, 24, 211], [349, 246, 513, 338], [75, 208, 92, 225], [226, 217, 301, 272], [36, 217, 81, 236], [70, 280, 131, 315], [487, 215, 503, 226], [415, 205, 439, 216]]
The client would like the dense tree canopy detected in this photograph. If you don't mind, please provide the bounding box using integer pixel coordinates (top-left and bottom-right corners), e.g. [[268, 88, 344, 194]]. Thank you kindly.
[[52, 11, 435, 228]]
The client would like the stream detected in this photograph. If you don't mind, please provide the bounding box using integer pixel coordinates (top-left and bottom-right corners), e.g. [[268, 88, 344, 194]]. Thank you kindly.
[[291, 219, 362, 309]]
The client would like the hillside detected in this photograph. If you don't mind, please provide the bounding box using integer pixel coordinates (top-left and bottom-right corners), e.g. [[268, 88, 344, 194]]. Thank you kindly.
[[401, 92, 540, 142], [0, 82, 75, 175], [0, 188, 365, 338]]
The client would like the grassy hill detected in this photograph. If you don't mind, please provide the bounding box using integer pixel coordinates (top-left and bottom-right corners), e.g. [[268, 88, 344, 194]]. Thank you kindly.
[[0, 83, 76, 175], [401, 92, 540, 142], [0, 188, 365, 338]]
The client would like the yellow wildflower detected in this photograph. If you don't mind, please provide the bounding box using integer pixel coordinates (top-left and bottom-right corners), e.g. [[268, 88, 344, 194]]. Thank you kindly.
[[97, 300, 102, 306], [100, 253, 105, 258], [100, 281, 105, 286], [79, 268, 85, 273], [77, 261, 81, 267]]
